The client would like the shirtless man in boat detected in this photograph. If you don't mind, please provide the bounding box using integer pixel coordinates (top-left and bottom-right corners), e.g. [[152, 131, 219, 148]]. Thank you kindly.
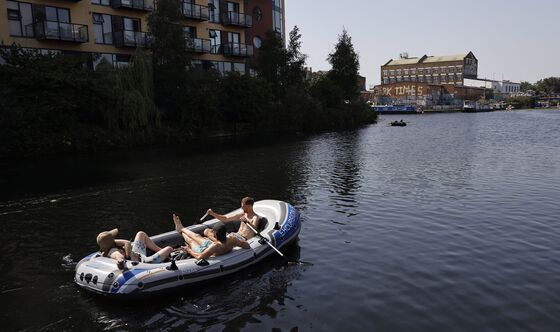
[[97, 229, 174, 269], [173, 216, 250, 260], [205, 197, 261, 242]]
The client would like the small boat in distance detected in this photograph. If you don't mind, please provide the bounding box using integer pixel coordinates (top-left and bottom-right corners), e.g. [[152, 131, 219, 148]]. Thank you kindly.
[[390, 120, 407, 127], [74, 200, 301, 299]]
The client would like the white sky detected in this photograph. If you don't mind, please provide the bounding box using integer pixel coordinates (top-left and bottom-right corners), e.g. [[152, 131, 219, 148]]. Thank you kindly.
[[285, 0, 560, 88]]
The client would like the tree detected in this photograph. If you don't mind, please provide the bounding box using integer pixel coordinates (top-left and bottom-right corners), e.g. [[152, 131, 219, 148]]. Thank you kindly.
[[255, 29, 287, 97], [327, 29, 360, 101], [148, 0, 190, 117], [285, 25, 307, 88], [535, 77, 560, 95], [520, 81, 536, 92]]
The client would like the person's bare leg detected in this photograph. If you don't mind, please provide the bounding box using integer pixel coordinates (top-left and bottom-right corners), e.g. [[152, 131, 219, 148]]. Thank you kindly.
[[204, 228, 218, 242], [181, 229, 209, 246], [155, 246, 174, 261], [134, 231, 162, 253], [173, 214, 185, 233]]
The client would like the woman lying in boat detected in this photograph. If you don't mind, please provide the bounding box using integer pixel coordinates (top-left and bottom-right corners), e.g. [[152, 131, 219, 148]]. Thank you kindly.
[[206, 196, 261, 241], [173, 215, 250, 260], [96, 228, 174, 269]]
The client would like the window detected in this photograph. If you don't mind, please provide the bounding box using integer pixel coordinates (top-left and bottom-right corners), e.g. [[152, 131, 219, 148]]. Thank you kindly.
[[93, 13, 112, 44], [253, 36, 262, 49], [272, 0, 283, 34], [403, 69, 409, 75], [92, 53, 130, 69], [209, 29, 221, 54], [6, 0, 33, 37], [92, 0, 110, 5], [46, 7, 69, 23], [123, 17, 140, 31], [182, 0, 195, 16], [233, 62, 245, 74], [228, 31, 240, 44], [252, 6, 262, 22], [208, 0, 220, 23], [226, 1, 239, 13], [184, 26, 196, 38]]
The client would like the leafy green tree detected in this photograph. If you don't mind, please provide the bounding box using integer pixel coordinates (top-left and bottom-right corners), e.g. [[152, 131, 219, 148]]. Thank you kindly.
[[148, 0, 190, 117], [520, 81, 536, 92], [327, 29, 360, 101], [285, 25, 307, 88], [255, 30, 287, 96], [505, 96, 536, 108], [536, 77, 560, 94], [112, 50, 158, 131]]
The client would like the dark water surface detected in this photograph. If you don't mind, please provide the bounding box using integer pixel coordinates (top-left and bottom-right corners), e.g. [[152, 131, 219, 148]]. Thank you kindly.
[[2, 110, 560, 331]]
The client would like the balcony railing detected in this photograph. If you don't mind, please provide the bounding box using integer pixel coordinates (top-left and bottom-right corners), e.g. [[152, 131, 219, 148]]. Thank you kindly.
[[181, 3, 209, 20], [220, 12, 252, 27], [222, 43, 253, 57], [111, 0, 154, 12], [114, 30, 148, 48], [186, 38, 211, 53], [26, 20, 88, 43]]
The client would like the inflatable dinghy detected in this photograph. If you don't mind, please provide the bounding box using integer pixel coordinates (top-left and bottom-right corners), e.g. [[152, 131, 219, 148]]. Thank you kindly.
[[74, 200, 300, 298]]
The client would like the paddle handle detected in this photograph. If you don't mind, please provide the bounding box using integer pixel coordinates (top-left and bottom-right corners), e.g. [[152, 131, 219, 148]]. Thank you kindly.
[[244, 220, 284, 257], [199, 211, 209, 222]]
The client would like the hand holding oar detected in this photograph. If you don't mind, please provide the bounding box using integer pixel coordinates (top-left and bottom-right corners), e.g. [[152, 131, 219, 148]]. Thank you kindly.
[[242, 218, 284, 257]]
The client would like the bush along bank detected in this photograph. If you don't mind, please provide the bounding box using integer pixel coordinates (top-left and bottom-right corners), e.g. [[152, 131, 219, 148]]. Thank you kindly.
[[0, 26, 376, 158]]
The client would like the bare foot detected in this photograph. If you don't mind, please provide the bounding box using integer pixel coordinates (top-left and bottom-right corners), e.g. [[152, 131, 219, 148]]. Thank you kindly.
[[173, 214, 184, 233]]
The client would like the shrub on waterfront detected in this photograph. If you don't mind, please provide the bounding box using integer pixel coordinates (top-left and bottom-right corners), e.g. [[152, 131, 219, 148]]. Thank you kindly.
[[0, 46, 114, 155], [148, 0, 190, 119], [504, 96, 536, 108], [112, 50, 159, 131]]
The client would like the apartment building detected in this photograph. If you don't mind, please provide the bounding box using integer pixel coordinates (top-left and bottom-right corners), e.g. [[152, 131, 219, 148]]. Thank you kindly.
[[0, 0, 284, 73]]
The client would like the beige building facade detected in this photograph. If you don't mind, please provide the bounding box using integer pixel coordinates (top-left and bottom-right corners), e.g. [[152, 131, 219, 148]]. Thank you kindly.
[[0, 0, 258, 72]]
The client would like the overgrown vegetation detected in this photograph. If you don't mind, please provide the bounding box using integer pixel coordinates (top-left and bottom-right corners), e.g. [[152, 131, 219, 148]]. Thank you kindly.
[[520, 77, 560, 95], [0, 6, 376, 158]]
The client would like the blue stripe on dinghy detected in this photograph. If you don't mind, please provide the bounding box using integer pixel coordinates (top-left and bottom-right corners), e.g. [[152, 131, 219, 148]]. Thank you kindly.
[[274, 204, 300, 247], [110, 268, 148, 293]]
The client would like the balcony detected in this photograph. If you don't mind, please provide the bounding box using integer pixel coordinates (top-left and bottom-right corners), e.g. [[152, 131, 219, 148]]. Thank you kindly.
[[186, 38, 211, 53], [111, 0, 154, 12], [222, 43, 253, 57], [220, 12, 252, 28], [26, 20, 88, 43], [181, 3, 209, 21], [114, 30, 148, 48]]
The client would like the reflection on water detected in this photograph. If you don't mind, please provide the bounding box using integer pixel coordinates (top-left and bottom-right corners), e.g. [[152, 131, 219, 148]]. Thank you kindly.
[[2, 110, 560, 331]]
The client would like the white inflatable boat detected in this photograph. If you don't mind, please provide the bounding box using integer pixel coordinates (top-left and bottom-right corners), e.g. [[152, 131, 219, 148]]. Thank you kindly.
[[74, 200, 300, 298]]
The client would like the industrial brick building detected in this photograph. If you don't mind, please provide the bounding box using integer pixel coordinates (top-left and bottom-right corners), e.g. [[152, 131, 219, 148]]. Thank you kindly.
[[376, 52, 486, 106]]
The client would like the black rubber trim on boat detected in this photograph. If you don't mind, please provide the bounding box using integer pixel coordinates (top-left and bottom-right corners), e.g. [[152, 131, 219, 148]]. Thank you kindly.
[[196, 259, 209, 266]]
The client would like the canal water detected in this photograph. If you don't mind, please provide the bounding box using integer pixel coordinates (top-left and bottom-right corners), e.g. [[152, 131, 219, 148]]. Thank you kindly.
[[2, 109, 560, 331]]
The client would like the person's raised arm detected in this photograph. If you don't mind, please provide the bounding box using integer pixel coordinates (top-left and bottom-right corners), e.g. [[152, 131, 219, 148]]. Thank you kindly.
[[208, 209, 244, 223]]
